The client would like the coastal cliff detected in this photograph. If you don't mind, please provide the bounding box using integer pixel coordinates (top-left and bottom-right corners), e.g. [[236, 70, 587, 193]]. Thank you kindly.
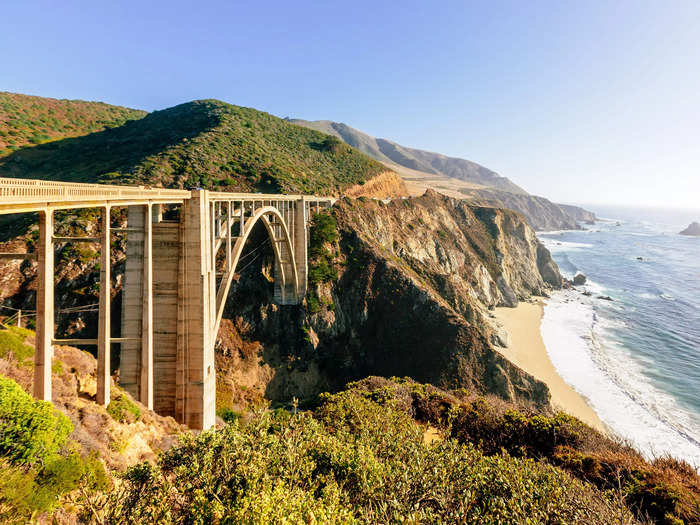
[[212, 190, 561, 413]]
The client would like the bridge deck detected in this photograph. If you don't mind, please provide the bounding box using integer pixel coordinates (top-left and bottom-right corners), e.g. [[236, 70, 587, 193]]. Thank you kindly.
[[0, 178, 335, 214]]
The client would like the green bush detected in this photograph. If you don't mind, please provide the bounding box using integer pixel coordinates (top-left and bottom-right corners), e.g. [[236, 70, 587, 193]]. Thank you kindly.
[[0, 375, 72, 465], [216, 407, 241, 424], [107, 392, 142, 423], [0, 326, 35, 364], [97, 387, 634, 524]]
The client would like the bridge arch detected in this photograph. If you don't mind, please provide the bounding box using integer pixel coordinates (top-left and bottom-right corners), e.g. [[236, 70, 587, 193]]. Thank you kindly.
[[213, 205, 298, 336]]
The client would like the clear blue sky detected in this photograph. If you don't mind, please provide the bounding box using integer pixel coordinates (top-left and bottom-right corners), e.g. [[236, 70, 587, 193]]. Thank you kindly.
[[2, 1, 699, 208]]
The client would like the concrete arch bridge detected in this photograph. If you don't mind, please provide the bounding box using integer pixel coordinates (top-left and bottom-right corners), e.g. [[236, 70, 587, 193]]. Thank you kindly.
[[0, 178, 334, 429]]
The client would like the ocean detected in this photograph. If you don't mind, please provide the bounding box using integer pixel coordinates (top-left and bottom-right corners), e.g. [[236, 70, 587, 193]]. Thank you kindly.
[[538, 205, 700, 468]]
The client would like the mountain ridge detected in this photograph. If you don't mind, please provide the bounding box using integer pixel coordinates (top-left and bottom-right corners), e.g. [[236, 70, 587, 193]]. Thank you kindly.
[[288, 118, 528, 195], [289, 118, 596, 230]]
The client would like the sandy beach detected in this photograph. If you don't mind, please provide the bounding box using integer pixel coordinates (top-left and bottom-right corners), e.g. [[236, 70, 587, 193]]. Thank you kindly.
[[494, 300, 606, 433]]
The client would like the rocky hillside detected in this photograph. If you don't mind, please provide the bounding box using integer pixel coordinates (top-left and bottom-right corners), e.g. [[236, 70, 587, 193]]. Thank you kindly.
[[0, 99, 388, 195], [0, 92, 145, 156], [211, 190, 561, 417], [290, 118, 597, 231], [461, 187, 581, 231]]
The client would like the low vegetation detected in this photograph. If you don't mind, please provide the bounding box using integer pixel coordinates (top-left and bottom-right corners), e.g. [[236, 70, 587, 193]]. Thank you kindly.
[[0, 92, 145, 156], [0, 325, 34, 365], [307, 211, 340, 312], [107, 391, 142, 423], [347, 377, 700, 525], [0, 99, 387, 195], [93, 381, 635, 524], [0, 375, 109, 523]]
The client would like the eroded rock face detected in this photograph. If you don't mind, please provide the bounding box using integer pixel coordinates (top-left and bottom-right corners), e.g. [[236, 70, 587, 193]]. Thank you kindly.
[[215, 191, 559, 410]]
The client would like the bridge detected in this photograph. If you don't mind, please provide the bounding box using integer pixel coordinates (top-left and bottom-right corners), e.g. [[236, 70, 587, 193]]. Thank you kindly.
[[0, 177, 334, 429]]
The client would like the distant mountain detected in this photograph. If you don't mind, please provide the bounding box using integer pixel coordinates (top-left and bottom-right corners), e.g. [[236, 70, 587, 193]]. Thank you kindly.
[[0, 92, 146, 156], [558, 204, 597, 223], [289, 118, 595, 230], [0, 98, 388, 195], [288, 119, 527, 195]]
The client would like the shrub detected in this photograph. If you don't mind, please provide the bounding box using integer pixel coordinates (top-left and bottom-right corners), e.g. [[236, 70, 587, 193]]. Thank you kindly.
[[0, 375, 72, 465], [97, 387, 636, 524], [0, 326, 35, 364], [107, 392, 142, 423], [216, 407, 241, 424], [309, 211, 339, 258], [319, 135, 345, 154]]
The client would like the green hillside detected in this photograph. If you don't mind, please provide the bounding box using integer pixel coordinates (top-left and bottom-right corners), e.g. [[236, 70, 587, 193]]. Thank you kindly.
[[0, 92, 146, 156], [0, 99, 388, 195]]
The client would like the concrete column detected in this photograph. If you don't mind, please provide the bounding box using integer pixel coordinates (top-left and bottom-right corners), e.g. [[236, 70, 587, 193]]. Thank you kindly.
[[294, 197, 308, 299], [152, 204, 163, 223], [120, 206, 145, 399], [34, 209, 54, 401], [152, 221, 180, 417], [140, 204, 154, 409], [226, 201, 232, 271], [176, 190, 215, 430], [97, 206, 111, 406]]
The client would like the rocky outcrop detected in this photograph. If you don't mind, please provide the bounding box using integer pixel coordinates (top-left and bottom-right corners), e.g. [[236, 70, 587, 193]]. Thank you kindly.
[[680, 222, 700, 236], [537, 243, 561, 287]]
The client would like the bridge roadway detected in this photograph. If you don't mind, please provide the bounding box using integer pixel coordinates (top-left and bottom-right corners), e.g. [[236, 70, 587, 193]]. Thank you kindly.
[[0, 177, 334, 429]]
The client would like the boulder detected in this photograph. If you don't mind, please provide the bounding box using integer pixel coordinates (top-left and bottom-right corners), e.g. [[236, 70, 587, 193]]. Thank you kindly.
[[573, 273, 587, 286], [679, 222, 700, 236]]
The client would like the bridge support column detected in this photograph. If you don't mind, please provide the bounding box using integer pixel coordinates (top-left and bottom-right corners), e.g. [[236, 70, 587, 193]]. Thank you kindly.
[[120, 206, 145, 402], [140, 204, 154, 409], [34, 209, 54, 401], [97, 206, 111, 406], [294, 198, 308, 299], [177, 191, 216, 430]]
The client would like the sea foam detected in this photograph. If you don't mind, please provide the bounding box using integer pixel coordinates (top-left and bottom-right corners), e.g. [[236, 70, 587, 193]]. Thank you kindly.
[[541, 290, 700, 469]]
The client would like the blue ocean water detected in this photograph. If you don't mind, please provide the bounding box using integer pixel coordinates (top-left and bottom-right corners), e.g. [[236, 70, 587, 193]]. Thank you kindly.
[[538, 205, 700, 466]]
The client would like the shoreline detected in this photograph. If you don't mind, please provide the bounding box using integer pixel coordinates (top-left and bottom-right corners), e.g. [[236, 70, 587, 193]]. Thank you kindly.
[[493, 299, 606, 433]]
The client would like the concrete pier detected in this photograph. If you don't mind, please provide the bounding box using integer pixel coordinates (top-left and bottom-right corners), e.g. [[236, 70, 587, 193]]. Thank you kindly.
[[0, 177, 333, 430]]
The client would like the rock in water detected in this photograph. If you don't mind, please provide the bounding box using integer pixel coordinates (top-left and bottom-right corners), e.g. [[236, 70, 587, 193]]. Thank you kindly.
[[573, 273, 587, 285], [679, 222, 700, 236]]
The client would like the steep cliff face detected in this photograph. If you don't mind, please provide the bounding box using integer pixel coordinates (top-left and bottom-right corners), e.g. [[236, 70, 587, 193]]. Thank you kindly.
[[213, 191, 560, 413]]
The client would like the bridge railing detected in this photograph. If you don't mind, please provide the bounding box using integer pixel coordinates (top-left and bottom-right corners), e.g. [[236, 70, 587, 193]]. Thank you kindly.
[[0, 177, 191, 201]]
